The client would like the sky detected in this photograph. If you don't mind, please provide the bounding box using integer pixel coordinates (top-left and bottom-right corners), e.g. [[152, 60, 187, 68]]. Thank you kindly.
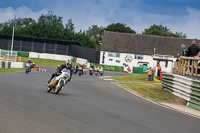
[[0, 0, 200, 39]]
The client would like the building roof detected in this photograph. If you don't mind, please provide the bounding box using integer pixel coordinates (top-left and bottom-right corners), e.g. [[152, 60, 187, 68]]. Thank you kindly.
[[101, 31, 199, 57]]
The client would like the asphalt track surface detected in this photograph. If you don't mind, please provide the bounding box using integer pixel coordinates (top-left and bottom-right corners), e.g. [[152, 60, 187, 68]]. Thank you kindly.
[[0, 67, 200, 133]]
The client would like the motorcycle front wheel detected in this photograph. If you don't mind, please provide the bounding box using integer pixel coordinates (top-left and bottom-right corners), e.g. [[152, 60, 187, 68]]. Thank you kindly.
[[47, 87, 52, 92], [55, 80, 64, 94]]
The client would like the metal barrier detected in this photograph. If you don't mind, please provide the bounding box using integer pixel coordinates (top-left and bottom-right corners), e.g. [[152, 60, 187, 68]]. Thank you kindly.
[[162, 73, 200, 111], [178, 57, 200, 77]]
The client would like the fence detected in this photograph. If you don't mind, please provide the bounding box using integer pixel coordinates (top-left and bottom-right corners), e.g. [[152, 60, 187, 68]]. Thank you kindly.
[[176, 57, 200, 77], [0, 49, 18, 62], [162, 73, 200, 111], [0, 34, 100, 63]]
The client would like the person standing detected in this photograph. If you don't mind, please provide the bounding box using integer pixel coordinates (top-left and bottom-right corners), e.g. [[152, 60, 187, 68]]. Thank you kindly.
[[157, 61, 161, 77], [147, 67, 152, 81], [127, 66, 131, 73], [188, 40, 199, 57]]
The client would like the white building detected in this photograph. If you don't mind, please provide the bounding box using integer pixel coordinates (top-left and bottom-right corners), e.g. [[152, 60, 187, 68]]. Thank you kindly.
[[100, 31, 194, 73]]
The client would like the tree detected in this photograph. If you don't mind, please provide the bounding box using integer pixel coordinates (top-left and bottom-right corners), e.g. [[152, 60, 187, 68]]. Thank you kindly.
[[105, 23, 136, 34], [86, 25, 104, 50], [63, 19, 75, 40], [142, 24, 187, 38]]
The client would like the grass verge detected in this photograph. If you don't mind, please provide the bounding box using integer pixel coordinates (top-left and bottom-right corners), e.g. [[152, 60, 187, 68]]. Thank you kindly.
[[21, 57, 66, 67], [0, 68, 24, 73], [0, 57, 78, 73], [105, 74, 179, 103]]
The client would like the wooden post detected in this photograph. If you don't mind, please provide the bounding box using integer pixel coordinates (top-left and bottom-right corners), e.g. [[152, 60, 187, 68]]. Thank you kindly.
[[196, 60, 198, 76], [183, 59, 187, 75], [187, 59, 190, 75], [191, 59, 194, 76], [180, 58, 184, 74]]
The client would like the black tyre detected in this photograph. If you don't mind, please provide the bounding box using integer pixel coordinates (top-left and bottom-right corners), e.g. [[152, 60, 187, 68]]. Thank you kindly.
[[47, 87, 52, 92], [25, 68, 29, 74], [79, 72, 81, 76], [55, 80, 64, 94]]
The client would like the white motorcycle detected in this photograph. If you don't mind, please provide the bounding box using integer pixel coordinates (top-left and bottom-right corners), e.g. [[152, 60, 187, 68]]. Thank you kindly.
[[47, 69, 70, 94]]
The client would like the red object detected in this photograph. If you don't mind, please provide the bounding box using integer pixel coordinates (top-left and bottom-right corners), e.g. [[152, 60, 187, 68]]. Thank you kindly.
[[160, 71, 165, 80], [37, 67, 39, 72]]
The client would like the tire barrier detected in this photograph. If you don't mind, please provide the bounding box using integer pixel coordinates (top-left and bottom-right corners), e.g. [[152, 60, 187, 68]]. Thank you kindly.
[[162, 73, 200, 111]]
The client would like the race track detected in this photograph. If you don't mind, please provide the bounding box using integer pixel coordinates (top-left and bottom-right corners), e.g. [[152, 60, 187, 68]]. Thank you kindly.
[[0, 67, 200, 133]]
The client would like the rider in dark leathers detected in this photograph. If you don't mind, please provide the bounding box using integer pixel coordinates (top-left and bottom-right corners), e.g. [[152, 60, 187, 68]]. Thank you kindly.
[[48, 61, 72, 84]]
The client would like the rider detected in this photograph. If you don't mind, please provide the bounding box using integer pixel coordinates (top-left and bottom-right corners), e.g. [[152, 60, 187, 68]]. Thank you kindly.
[[48, 60, 72, 84], [26, 59, 33, 71], [73, 63, 78, 74], [27, 59, 32, 64]]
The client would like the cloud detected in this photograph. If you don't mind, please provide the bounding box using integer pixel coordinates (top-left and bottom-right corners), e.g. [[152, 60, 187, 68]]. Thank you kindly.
[[0, 1, 199, 39], [0, 6, 48, 23]]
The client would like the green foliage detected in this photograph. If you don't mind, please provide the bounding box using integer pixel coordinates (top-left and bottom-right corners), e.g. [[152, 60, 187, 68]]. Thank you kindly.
[[105, 23, 136, 34], [0, 11, 187, 50], [142, 24, 187, 38]]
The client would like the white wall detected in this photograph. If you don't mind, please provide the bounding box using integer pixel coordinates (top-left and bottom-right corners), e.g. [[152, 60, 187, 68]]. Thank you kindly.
[[100, 51, 176, 73], [29, 52, 88, 66]]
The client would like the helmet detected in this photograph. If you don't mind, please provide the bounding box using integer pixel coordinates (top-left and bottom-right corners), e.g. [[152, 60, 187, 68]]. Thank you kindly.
[[28, 59, 31, 61]]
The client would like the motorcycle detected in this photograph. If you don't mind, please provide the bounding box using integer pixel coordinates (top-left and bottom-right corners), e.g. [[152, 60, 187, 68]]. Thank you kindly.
[[94, 68, 98, 76], [73, 66, 78, 75], [83, 68, 86, 75], [46, 69, 70, 94], [78, 67, 83, 76], [99, 68, 104, 76], [25, 63, 32, 74], [89, 67, 94, 76], [25, 63, 37, 74]]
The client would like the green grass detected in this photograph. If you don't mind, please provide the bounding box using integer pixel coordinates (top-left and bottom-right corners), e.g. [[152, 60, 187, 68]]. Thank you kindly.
[[121, 83, 175, 102], [106, 74, 176, 102], [0, 68, 24, 73], [0, 57, 78, 73], [21, 57, 66, 67]]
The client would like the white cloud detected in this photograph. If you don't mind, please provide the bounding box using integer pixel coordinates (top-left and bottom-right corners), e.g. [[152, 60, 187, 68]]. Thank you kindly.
[[0, 6, 48, 23], [0, 3, 199, 39]]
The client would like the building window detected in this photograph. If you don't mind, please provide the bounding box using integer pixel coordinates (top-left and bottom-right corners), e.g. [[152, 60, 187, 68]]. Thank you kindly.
[[134, 54, 143, 60], [108, 52, 120, 57]]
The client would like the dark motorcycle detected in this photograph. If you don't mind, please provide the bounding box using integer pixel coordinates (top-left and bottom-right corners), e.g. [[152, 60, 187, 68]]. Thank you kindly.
[[73, 66, 78, 75], [89, 67, 94, 76], [25, 63, 37, 74], [25, 63, 31, 74], [78, 67, 83, 76]]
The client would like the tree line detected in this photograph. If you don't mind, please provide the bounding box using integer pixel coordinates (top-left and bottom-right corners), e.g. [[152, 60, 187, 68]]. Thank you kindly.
[[0, 11, 187, 50]]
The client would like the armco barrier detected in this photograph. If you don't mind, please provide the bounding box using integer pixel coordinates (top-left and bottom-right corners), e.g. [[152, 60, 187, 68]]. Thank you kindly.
[[189, 80, 200, 110], [162, 73, 200, 111]]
